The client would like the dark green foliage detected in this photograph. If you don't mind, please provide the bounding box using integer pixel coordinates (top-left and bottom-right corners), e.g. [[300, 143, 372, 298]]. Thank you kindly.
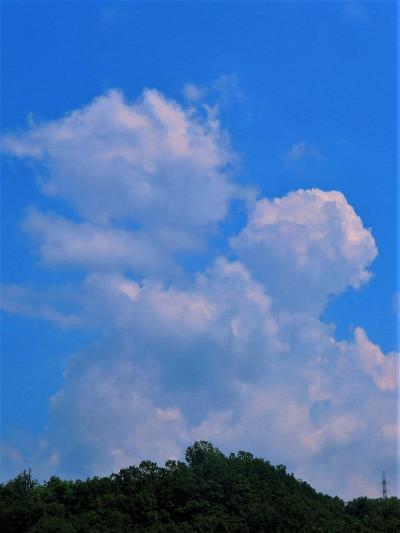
[[1, 443, 398, 532]]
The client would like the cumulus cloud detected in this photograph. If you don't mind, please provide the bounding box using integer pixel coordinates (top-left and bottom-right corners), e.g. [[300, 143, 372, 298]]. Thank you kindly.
[[46, 359, 189, 477], [23, 208, 187, 276], [3, 89, 244, 274], [8, 260, 395, 498], [75, 257, 285, 419], [1, 88, 398, 499], [2, 89, 236, 228], [352, 327, 399, 392], [231, 189, 378, 313]]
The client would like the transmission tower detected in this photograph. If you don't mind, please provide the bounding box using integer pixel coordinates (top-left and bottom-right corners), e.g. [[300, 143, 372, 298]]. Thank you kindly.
[[382, 470, 388, 499]]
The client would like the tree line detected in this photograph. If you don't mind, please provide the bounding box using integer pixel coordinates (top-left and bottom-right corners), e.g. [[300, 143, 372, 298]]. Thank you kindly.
[[1, 441, 399, 532]]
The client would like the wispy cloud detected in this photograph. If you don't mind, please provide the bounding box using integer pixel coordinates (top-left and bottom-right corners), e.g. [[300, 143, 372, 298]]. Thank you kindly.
[[183, 83, 206, 102], [282, 141, 324, 167], [183, 74, 244, 108], [1, 284, 81, 327]]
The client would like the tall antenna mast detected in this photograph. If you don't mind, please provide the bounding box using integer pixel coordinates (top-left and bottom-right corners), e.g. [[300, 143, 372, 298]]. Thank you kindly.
[[382, 470, 388, 499]]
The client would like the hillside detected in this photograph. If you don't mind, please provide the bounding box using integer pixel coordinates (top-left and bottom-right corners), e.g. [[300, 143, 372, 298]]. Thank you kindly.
[[1, 441, 399, 532]]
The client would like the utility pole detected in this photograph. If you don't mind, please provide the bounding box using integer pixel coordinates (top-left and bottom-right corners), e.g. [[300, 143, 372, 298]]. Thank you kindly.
[[382, 470, 388, 499]]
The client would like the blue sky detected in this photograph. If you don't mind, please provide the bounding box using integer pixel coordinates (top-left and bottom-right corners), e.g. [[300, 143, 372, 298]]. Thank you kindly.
[[1, 1, 398, 499]]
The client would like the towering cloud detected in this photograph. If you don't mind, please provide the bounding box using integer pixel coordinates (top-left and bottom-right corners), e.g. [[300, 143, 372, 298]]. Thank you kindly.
[[2, 89, 398, 499]]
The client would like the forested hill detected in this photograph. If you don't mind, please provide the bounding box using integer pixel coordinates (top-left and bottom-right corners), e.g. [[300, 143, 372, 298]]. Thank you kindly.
[[1, 441, 399, 532]]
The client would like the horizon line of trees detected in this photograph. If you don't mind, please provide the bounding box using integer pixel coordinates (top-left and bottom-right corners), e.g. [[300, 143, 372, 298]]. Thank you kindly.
[[1, 441, 399, 532]]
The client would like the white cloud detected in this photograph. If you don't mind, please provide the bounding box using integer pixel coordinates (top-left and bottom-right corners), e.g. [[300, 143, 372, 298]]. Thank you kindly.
[[6, 89, 236, 226], [23, 208, 187, 276], [46, 359, 189, 477], [2, 88, 398, 499], [6, 256, 397, 498], [5, 288, 399, 499], [3, 89, 243, 273], [352, 327, 399, 392], [231, 189, 377, 313], [81, 257, 283, 356]]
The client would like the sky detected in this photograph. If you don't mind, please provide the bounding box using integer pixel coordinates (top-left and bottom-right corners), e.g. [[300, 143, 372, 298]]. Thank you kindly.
[[1, 1, 398, 500]]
